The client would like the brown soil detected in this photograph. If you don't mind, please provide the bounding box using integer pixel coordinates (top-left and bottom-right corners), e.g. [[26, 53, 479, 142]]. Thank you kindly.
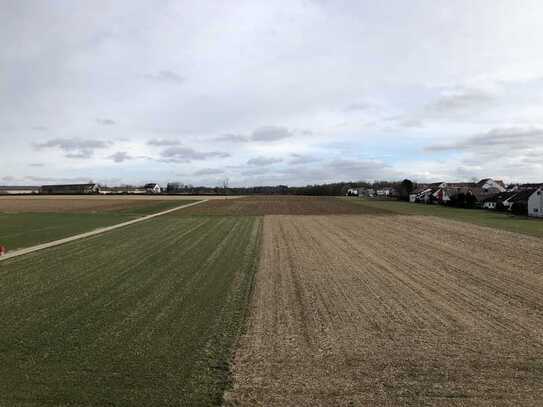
[[226, 215, 543, 406], [179, 196, 392, 216], [0, 197, 179, 213]]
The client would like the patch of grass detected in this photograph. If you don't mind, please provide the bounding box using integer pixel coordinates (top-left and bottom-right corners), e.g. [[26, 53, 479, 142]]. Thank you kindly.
[[0, 201, 198, 250], [0, 215, 261, 406], [342, 198, 543, 238]]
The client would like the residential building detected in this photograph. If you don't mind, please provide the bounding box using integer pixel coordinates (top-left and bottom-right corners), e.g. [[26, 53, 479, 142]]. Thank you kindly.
[[144, 183, 161, 194], [528, 188, 543, 218], [481, 191, 518, 210]]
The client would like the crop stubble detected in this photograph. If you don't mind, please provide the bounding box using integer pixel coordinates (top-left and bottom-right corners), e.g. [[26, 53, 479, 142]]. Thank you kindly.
[[226, 214, 543, 406]]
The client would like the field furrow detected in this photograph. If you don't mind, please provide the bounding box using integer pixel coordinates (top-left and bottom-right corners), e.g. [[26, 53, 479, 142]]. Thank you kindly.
[[226, 214, 543, 406]]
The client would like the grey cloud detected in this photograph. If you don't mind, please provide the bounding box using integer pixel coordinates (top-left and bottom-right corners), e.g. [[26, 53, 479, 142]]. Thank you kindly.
[[247, 156, 283, 166], [108, 151, 133, 163], [241, 167, 274, 176], [427, 88, 495, 112], [31, 125, 48, 131], [240, 158, 398, 186], [251, 126, 292, 142], [147, 138, 181, 146], [29, 163, 44, 167], [96, 118, 116, 125], [160, 146, 229, 163], [213, 133, 249, 143], [35, 138, 112, 159], [289, 154, 321, 165], [193, 168, 224, 176], [426, 127, 543, 152], [145, 70, 185, 84], [25, 175, 92, 183]]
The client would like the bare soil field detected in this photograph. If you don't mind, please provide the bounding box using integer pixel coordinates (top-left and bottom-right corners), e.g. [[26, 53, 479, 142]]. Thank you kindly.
[[226, 215, 543, 406], [179, 195, 391, 216], [0, 196, 202, 213]]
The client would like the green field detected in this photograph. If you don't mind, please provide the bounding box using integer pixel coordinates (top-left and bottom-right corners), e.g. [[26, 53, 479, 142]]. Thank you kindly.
[[0, 201, 197, 251], [0, 215, 260, 406], [343, 197, 543, 238]]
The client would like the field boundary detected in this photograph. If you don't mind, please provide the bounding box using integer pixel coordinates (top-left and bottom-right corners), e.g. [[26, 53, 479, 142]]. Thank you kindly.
[[0, 199, 208, 262]]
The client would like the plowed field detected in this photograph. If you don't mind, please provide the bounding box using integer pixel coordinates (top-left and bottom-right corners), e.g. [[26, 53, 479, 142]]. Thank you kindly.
[[226, 215, 543, 406], [179, 195, 391, 216], [0, 197, 194, 213]]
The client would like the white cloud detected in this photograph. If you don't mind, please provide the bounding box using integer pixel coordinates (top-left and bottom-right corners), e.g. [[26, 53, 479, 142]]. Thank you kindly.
[[3, 1, 543, 185]]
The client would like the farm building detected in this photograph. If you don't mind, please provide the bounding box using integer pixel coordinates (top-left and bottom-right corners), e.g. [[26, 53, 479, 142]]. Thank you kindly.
[[528, 188, 543, 218], [144, 183, 161, 194], [0, 186, 40, 195], [39, 183, 100, 194]]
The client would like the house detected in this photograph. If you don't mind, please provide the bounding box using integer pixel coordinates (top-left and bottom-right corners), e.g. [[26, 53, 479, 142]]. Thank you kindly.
[[528, 188, 543, 218], [364, 188, 375, 198], [0, 186, 40, 195], [481, 191, 518, 210], [346, 188, 359, 197], [433, 179, 506, 206], [144, 183, 161, 194], [40, 183, 100, 194], [375, 187, 398, 198], [476, 178, 506, 193], [418, 188, 439, 203], [504, 189, 537, 215]]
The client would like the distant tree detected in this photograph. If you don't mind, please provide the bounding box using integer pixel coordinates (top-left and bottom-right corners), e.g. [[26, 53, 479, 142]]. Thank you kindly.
[[465, 192, 477, 208], [399, 179, 414, 201]]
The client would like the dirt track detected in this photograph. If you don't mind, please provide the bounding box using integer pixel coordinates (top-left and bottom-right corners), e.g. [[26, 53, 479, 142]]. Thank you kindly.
[[226, 215, 543, 406]]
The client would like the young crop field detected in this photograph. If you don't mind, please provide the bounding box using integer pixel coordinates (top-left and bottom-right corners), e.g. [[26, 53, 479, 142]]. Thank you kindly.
[[0, 215, 260, 406], [0, 199, 198, 250], [344, 197, 543, 239], [226, 214, 543, 406]]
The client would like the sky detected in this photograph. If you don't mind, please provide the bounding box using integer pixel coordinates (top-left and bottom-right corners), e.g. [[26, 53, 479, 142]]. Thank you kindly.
[[1, 0, 543, 187]]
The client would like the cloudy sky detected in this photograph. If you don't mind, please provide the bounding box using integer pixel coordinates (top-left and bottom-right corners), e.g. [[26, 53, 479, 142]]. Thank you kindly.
[[2, 0, 543, 187]]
